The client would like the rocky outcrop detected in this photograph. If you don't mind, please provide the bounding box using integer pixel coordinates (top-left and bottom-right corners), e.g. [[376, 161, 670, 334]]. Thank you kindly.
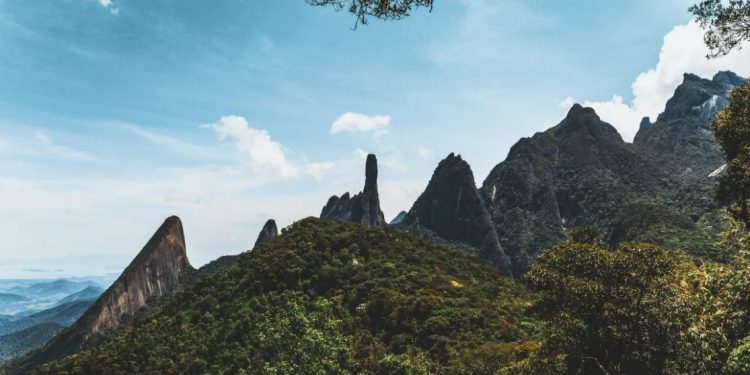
[[633, 71, 745, 215], [400, 153, 512, 275], [254, 219, 278, 249], [199, 219, 279, 276], [320, 154, 385, 226], [634, 71, 744, 181], [390, 211, 407, 225], [23, 216, 192, 368], [481, 104, 664, 276]]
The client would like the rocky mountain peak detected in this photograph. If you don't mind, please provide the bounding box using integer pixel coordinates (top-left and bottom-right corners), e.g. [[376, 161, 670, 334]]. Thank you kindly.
[[401, 153, 512, 275], [364, 154, 378, 193], [24, 216, 193, 368], [634, 70, 745, 181], [657, 71, 743, 123], [554, 104, 623, 144], [640, 117, 651, 131], [254, 219, 278, 249], [713, 70, 744, 88], [320, 154, 385, 226]]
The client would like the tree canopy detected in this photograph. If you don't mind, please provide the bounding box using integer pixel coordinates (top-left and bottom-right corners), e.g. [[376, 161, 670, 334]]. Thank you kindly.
[[713, 82, 750, 229], [691, 0, 750, 57], [305, 0, 433, 27]]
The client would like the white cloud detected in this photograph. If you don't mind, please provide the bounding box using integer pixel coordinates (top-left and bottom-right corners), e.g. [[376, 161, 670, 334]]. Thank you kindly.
[[330, 112, 390, 137], [210, 115, 330, 180], [211, 115, 298, 178], [33, 130, 98, 163], [572, 21, 750, 142], [96, 0, 119, 14], [416, 146, 433, 160]]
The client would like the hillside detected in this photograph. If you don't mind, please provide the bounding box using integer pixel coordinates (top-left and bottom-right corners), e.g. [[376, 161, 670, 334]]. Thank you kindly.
[[32, 218, 538, 374], [0, 300, 93, 337], [0, 323, 64, 363]]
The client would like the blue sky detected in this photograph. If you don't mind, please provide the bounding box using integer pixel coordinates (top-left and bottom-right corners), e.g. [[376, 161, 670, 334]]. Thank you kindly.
[[1, 0, 749, 278]]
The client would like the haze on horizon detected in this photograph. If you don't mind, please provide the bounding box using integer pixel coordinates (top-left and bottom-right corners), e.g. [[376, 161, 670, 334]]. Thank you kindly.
[[1, 0, 749, 279]]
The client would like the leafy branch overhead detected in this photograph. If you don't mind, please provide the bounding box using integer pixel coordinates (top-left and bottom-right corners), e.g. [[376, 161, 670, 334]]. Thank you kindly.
[[691, 0, 750, 57], [305, 0, 433, 27]]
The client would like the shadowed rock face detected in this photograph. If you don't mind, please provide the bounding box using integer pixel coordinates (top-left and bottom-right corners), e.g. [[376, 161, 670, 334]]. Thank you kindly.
[[401, 153, 512, 275], [254, 219, 278, 249], [320, 154, 385, 226], [633, 72, 746, 213], [24, 216, 192, 368], [482, 105, 663, 276], [634, 71, 745, 181]]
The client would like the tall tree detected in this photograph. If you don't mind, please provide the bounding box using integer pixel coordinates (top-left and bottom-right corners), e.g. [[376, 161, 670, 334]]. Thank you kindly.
[[524, 241, 693, 374], [691, 0, 750, 57], [713, 83, 750, 229], [305, 0, 432, 27]]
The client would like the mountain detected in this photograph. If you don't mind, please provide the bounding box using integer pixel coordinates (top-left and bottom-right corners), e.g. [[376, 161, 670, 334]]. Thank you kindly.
[[55, 286, 103, 306], [320, 154, 386, 226], [389, 210, 407, 225], [0, 293, 26, 304], [634, 71, 746, 213], [480, 104, 667, 275], [253, 219, 278, 248], [399, 153, 513, 275], [0, 300, 94, 337], [18, 216, 193, 370], [0, 322, 64, 363], [6, 280, 99, 300], [28, 218, 537, 374], [0, 293, 27, 315]]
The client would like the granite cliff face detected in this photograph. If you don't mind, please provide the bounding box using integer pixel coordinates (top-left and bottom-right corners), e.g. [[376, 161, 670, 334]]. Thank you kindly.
[[24, 216, 192, 368], [400, 153, 512, 275], [253, 219, 278, 248], [321, 154, 385, 226], [634, 71, 746, 211], [481, 105, 665, 276], [634, 72, 744, 177]]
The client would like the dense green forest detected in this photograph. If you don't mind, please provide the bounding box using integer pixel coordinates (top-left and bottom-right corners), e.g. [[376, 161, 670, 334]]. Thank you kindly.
[[31, 219, 539, 374], [21, 215, 750, 374]]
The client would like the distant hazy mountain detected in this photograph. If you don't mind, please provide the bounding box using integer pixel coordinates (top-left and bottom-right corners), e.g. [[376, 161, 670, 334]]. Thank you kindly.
[[54, 286, 103, 306], [0, 300, 94, 336]]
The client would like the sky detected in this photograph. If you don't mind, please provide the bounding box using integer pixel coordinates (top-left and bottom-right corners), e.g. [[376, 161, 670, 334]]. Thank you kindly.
[[1, 0, 749, 278]]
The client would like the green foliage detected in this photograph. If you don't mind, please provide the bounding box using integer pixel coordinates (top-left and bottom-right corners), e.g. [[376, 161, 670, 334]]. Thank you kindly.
[[34, 218, 538, 374], [305, 0, 432, 27], [567, 226, 603, 245], [691, 0, 750, 57], [725, 336, 750, 375], [713, 82, 750, 228], [524, 241, 694, 375]]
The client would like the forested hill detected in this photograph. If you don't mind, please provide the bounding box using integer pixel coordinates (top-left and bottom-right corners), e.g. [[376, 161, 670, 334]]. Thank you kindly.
[[31, 218, 539, 374]]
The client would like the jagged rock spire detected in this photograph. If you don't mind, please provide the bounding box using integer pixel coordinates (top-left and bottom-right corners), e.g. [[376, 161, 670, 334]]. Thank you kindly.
[[320, 154, 385, 226], [253, 219, 278, 249], [23, 216, 192, 369], [401, 153, 512, 275]]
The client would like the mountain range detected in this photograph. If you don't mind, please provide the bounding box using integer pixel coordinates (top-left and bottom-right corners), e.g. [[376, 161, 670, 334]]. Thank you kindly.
[[1, 70, 745, 373]]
